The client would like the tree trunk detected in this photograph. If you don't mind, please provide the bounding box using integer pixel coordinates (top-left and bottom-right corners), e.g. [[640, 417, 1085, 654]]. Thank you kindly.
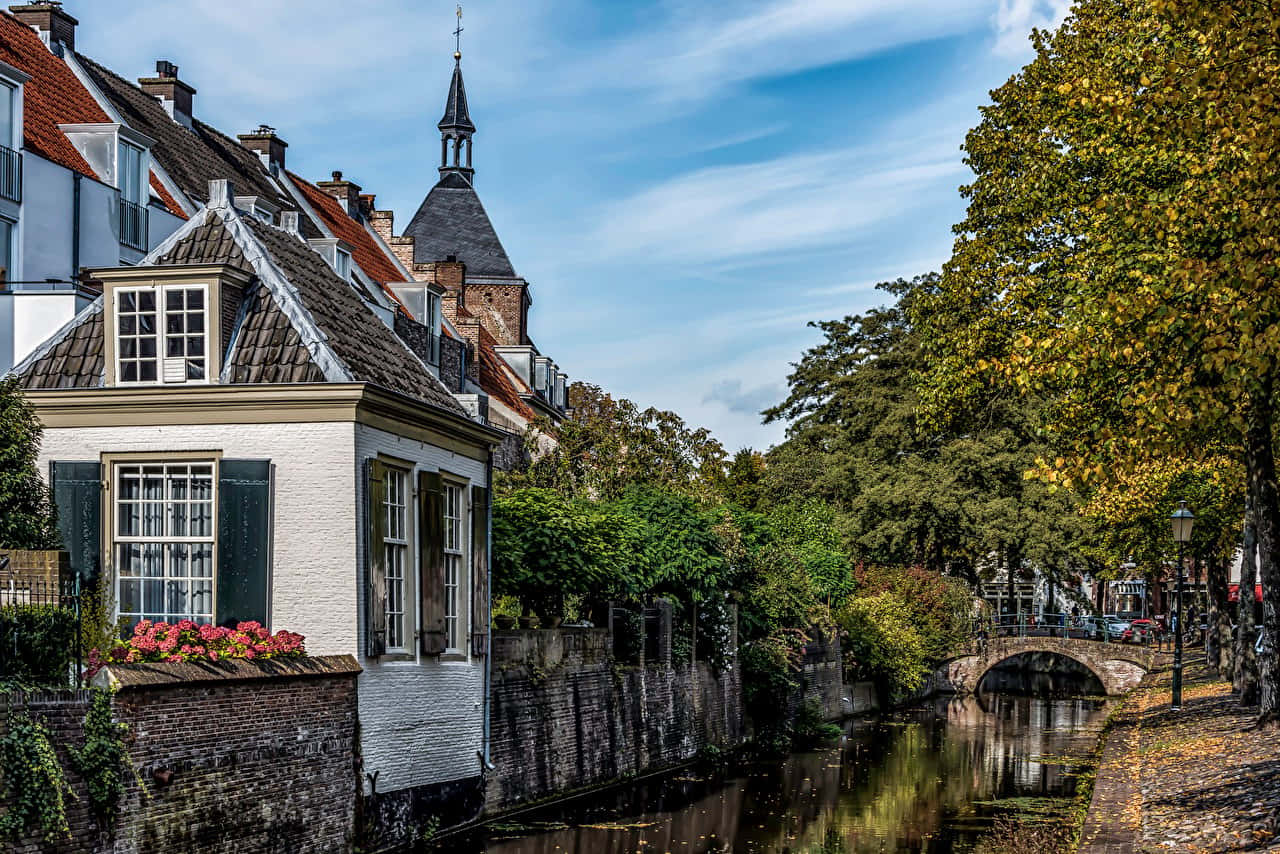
[[1246, 392, 1280, 725], [1236, 465, 1260, 704], [1206, 555, 1231, 674]]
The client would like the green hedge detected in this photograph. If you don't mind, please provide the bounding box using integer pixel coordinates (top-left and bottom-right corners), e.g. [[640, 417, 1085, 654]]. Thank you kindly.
[[0, 604, 77, 688]]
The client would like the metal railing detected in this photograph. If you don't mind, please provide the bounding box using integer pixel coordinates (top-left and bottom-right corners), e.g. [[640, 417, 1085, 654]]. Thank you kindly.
[[0, 143, 20, 202], [119, 197, 149, 251], [977, 612, 1161, 646], [1, 570, 83, 686]]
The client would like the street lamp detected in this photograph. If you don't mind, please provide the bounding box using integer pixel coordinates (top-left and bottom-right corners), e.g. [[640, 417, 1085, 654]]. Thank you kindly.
[[1171, 501, 1195, 710]]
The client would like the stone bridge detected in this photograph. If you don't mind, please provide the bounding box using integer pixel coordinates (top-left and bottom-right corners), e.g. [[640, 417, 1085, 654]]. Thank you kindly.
[[927, 636, 1162, 696]]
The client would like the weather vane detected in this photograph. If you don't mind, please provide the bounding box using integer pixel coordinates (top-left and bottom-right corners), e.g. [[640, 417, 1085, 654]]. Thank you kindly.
[[454, 5, 464, 60]]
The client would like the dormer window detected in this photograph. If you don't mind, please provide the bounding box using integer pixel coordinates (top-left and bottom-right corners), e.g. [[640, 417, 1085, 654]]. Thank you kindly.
[[115, 284, 207, 383], [97, 264, 253, 387], [389, 283, 443, 365], [235, 195, 279, 225], [60, 123, 155, 251], [336, 247, 352, 282], [306, 238, 356, 283]]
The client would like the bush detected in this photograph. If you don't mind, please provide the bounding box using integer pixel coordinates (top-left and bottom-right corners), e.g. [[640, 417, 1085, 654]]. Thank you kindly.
[[0, 604, 77, 688], [792, 699, 842, 747], [88, 619, 304, 676], [0, 712, 70, 843], [838, 592, 928, 701], [740, 632, 803, 755], [69, 690, 129, 827]]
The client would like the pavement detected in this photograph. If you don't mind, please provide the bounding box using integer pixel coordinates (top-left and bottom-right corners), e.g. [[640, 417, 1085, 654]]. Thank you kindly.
[[1078, 657, 1280, 853]]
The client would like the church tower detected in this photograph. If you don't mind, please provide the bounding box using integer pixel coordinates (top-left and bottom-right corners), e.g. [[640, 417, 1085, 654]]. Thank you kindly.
[[438, 50, 475, 183]]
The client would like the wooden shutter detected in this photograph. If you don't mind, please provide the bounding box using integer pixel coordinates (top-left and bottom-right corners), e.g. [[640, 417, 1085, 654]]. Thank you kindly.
[[418, 470, 446, 655], [365, 459, 388, 657], [50, 462, 101, 584], [216, 460, 272, 628], [470, 485, 490, 656]]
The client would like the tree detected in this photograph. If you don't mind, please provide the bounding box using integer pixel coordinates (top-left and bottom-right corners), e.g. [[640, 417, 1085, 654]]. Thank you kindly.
[[0, 377, 59, 550], [504, 382, 727, 504], [912, 0, 1280, 720]]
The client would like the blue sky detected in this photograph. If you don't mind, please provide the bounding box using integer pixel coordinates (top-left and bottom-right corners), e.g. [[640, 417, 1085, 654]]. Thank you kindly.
[[73, 0, 1068, 451]]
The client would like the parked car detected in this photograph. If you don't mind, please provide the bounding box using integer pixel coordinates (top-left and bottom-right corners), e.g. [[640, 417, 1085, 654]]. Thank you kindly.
[[1075, 615, 1105, 640], [1103, 616, 1130, 638], [1124, 618, 1157, 644]]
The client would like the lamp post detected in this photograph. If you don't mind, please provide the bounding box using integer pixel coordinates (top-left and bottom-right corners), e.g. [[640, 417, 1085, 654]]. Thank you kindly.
[[1171, 501, 1195, 710]]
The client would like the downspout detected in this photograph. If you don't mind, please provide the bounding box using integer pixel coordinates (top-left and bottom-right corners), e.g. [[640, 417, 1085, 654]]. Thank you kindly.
[[71, 173, 81, 280], [481, 446, 495, 770]]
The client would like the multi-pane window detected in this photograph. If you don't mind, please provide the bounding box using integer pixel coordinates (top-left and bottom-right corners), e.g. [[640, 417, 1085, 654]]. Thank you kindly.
[[383, 469, 409, 651], [115, 285, 207, 384], [115, 463, 215, 626], [443, 483, 464, 651]]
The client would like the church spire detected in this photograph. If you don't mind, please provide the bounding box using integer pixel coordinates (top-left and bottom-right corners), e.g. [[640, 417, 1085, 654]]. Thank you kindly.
[[438, 5, 475, 183]]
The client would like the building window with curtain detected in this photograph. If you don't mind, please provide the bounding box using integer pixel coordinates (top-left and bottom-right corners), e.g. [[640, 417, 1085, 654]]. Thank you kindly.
[[115, 462, 215, 625]]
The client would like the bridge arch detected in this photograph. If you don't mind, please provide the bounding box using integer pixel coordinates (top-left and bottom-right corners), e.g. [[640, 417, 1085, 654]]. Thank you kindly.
[[927, 636, 1158, 697]]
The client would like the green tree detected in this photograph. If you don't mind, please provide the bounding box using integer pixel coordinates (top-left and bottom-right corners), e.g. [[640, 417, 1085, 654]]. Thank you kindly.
[[838, 592, 929, 701], [0, 376, 59, 550]]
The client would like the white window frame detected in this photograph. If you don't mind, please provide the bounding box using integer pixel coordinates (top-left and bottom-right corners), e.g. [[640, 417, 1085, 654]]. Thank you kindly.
[[113, 283, 211, 386], [113, 461, 217, 626], [0, 80, 16, 152], [117, 139, 145, 204], [0, 216, 15, 284], [335, 247, 353, 282], [382, 466, 411, 652], [442, 480, 467, 654]]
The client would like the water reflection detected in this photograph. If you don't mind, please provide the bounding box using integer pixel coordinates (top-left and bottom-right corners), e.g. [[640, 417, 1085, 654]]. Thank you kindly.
[[466, 695, 1109, 854]]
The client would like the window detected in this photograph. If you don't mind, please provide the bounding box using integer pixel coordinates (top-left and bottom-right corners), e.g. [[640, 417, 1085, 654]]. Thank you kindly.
[[117, 141, 144, 204], [0, 218, 13, 284], [335, 248, 352, 282], [0, 81, 18, 203], [115, 462, 215, 625], [117, 141, 147, 250], [383, 468, 409, 651], [0, 82, 14, 150], [115, 285, 208, 384], [442, 482, 465, 651]]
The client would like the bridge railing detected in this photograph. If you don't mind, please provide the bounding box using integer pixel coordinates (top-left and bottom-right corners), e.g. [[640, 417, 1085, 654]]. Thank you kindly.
[[975, 613, 1158, 645]]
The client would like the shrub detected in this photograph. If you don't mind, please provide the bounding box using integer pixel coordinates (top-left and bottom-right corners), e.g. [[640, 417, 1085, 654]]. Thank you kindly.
[[69, 690, 129, 827], [88, 619, 305, 677], [838, 592, 928, 701], [0, 604, 77, 688], [0, 712, 71, 843]]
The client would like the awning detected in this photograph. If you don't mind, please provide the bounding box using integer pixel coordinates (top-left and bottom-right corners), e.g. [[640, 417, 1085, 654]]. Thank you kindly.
[[1228, 583, 1263, 603]]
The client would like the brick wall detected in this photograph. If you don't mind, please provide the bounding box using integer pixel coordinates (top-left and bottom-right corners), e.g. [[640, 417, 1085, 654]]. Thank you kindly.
[[1, 549, 70, 590], [0, 656, 360, 854], [791, 633, 845, 721], [486, 625, 744, 812], [461, 283, 525, 347]]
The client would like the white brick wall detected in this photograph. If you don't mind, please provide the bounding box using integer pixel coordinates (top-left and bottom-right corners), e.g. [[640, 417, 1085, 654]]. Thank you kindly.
[[354, 422, 487, 792], [38, 418, 491, 794]]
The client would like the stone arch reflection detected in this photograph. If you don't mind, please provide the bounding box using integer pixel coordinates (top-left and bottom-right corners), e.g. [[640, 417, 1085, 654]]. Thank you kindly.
[[977, 651, 1107, 697]]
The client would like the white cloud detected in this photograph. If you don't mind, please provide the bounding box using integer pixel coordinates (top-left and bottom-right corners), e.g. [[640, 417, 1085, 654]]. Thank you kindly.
[[991, 0, 1071, 58]]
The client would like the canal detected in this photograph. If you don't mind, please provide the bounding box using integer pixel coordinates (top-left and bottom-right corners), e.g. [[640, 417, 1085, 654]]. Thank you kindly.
[[456, 691, 1110, 853]]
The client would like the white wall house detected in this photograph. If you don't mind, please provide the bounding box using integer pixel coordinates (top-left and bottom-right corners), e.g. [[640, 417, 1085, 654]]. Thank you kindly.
[[16, 187, 501, 839]]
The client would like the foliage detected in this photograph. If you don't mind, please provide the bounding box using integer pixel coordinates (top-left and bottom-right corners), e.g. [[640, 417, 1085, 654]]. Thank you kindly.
[[89, 620, 305, 676], [0, 376, 59, 550], [0, 604, 77, 688], [972, 817, 1071, 854], [613, 487, 726, 601], [69, 690, 128, 828], [739, 633, 803, 755], [0, 712, 70, 843], [504, 382, 727, 504], [852, 565, 973, 664], [791, 699, 842, 747], [837, 593, 929, 701]]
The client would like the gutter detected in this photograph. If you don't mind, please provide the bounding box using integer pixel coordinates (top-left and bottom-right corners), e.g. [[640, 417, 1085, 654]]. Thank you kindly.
[[480, 445, 496, 771]]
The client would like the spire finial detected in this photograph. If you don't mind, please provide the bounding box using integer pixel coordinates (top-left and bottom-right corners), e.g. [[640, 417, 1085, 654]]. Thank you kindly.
[[453, 5, 463, 61]]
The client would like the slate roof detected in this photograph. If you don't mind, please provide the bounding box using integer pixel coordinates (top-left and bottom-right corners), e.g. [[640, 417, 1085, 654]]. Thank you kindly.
[[74, 53, 293, 209], [0, 10, 108, 178], [438, 60, 474, 133], [14, 202, 467, 417], [404, 172, 516, 276]]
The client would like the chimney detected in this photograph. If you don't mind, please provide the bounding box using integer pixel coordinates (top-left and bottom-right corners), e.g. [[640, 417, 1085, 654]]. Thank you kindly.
[[138, 61, 195, 129], [238, 125, 287, 175], [9, 2, 77, 52], [316, 171, 362, 218], [390, 236, 415, 273], [369, 209, 394, 243], [358, 193, 375, 219]]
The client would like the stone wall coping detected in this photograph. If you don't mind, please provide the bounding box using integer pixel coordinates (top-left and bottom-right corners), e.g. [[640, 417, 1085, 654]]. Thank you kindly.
[[94, 654, 361, 691]]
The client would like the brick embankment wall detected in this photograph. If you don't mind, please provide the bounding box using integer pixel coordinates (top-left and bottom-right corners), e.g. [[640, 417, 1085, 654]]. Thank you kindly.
[[790, 635, 846, 721], [486, 628, 744, 812], [0, 656, 361, 854]]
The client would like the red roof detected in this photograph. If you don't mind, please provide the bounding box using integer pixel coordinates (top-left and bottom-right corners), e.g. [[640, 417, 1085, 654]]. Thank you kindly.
[[476, 325, 536, 421], [150, 173, 187, 220], [286, 171, 405, 286], [0, 11, 108, 177]]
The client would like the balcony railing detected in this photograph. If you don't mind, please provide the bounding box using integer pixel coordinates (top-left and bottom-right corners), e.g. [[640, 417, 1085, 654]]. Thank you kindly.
[[119, 197, 148, 251], [0, 144, 20, 203]]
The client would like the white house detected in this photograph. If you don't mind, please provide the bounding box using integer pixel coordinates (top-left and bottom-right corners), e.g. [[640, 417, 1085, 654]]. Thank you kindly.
[[14, 181, 502, 837]]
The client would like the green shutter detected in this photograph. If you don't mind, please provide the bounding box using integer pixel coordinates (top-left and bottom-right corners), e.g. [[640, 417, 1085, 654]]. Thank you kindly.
[[470, 485, 490, 656], [50, 462, 102, 584], [365, 459, 388, 657], [216, 459, 272, 628], [419, 470, 446, 655]]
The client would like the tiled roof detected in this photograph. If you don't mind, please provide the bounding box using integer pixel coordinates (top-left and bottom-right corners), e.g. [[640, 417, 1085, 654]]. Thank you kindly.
[[285, 171, 404, 286], [74, 53, 292, 208], [404, 172, 516, 276], [477, 327, 535, 421], [149, 173, 187, 219], [16, 302, 103, 389], [0, 11, 107, 177]]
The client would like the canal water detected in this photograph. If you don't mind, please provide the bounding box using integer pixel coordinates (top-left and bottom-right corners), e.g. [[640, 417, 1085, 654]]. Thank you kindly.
[[458, 691, 1110, 854]]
